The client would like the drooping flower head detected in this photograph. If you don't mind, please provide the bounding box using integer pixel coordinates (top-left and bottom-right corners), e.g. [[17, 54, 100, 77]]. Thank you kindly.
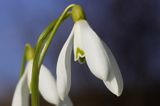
[[12, 4, 123, 106], [56, 5, 123, 100], [12, 44, 73, 106]]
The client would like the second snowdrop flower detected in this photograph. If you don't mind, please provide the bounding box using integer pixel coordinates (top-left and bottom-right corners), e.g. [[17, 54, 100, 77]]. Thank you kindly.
[[57, 5, 123, 100], [12, 44, 73, 106]]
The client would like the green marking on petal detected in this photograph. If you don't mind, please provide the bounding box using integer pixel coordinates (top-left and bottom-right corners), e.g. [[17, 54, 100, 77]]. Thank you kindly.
[[75, 47, 86, 64], [76, 47, 85, 60], [78, 57, 86, 64]]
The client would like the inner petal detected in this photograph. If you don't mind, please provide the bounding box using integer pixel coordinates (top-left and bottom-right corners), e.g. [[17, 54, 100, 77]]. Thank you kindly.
[[75, 47, 86, 64], [78, 56, 86, 64]]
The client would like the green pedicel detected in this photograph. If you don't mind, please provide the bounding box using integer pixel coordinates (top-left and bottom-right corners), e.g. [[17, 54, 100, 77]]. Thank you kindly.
[[72, 5, 86, 22]]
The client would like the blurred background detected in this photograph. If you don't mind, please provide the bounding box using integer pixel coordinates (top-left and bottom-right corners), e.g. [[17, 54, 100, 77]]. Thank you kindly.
[[0, 0, 160, 106]]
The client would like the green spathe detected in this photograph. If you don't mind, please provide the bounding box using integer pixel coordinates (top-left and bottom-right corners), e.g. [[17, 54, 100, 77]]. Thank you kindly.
[[26, 44, 34, 61]]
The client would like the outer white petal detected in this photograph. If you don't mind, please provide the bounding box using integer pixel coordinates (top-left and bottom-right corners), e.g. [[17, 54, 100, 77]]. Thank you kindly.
[[27, 60, 33, 93], [12, 67, 29, 106], [76, 20, 109, 80], [102, 41, 123, 96], [59, 96, 73, 106], [27, 60, 59, 105], [56, 28, 74, 100], [39, 64, 59, 105]]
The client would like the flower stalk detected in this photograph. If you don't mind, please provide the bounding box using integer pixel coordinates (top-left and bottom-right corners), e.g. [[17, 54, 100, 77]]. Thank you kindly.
[[31, 4, 76, 106], [71, 5, 86, 22]]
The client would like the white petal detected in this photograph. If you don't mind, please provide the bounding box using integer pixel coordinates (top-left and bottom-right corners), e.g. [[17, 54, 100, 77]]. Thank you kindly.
[[76, 20, 109, 80], [73, 22, 84, 61], [27, 60, 60, 104], [39, 64, 59, 105], [102, 41, 123, 96], [59, 96, 73, 106], [12, 68, 29, 106], [56, 28, 74, 100], [27, 60, 33, 93]]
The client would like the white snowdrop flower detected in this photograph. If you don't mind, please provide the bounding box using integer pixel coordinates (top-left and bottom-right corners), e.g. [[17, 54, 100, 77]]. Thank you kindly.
[[12, 60, 73, 106], [56, 5, 123, 100]]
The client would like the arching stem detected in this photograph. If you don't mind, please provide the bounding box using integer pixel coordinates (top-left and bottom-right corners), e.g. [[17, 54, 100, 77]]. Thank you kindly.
[[31, 4, 76, 106]]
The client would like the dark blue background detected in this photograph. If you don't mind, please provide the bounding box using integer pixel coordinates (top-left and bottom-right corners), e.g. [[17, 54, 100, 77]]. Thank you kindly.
[[0, 0, 160, 105]]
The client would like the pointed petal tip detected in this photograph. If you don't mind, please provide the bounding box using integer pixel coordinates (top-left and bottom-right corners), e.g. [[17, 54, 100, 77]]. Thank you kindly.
[[12, 68, 29, 106], [104, 79, 123, 97], [99, 40, 124, 97], [116, 92, 122, 97], [59, 96, 73, 106], [39, 64, 60, 105], [114, 87, 123, 97], [57, 86, 68, 101]]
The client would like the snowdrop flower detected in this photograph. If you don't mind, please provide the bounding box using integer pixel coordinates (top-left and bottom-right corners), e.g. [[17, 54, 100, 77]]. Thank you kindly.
[[12, 45, 73, 106], [56, 5, 123, 100]]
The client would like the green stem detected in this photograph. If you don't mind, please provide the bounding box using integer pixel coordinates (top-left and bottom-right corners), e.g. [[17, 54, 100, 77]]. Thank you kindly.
[[31, 4, 76, 106], [38, 11, 71, 68], [31, 21, 56, 106], [19, 45, 27, 79]]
